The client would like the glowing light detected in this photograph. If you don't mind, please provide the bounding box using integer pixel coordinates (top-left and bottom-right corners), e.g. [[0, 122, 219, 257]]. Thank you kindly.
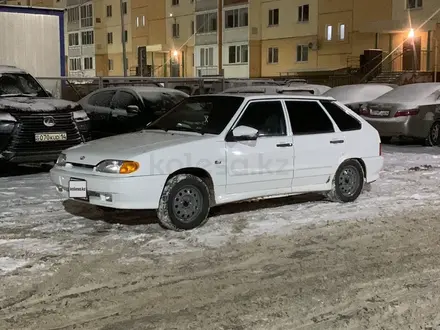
[[169, 13, 173, 17], [172, 50, 178, 57], [408, 28, 415, 38]]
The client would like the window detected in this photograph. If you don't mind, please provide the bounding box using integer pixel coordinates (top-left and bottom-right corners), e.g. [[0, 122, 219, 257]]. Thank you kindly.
[[80, 4, 93, 28], [67, 7, 79, 23], [338, 23, 345, 40], [407, 0, 422, 9], [142, 16, 145, 26], [81, 31, 94, 45], [172, 0, 179, 5], [225, 8, 248, 29], [113, 91, 138, 109], [122, 2, 127, 14], [68, 33, 79, 46], [320, 101, 361, 131], [285, 101, 334, 135], [298, 4, 309, 22], [228, 45, 248, 64], [268, 47, 278, 63], [196, 13, 217, 33], [296, 45, 308, 62], [146, 96, 244, 135], [84, 57, 93, 70], [200, 47, 214, 66], [326, 25, 332, 41], [236, 101, 286, 136], [124, 30, 128, 42], [88, 90, 116, 107], [106, 5, 112, 17], [69, 58, 81, 71], [108, 59, 114, 71], [268, 8, 279, 26], [172, 23, 180, 38], [107, 32, 113, 44], [136, 16, 139, 27]]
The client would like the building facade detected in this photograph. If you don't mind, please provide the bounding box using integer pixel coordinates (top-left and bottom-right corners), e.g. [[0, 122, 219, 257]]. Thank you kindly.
[[5, 0, 440, 78]]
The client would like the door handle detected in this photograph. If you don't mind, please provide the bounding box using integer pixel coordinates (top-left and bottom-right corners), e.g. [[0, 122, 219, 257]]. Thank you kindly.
[[330, 139, 344, 144], [276, 143, 293, 147]]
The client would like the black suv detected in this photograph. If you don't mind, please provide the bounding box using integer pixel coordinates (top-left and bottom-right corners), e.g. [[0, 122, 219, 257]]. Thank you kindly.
[[0, 66, 91, 164]]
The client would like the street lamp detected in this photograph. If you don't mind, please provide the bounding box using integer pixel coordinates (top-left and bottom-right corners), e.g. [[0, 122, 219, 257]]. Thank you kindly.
[[408, 28, 415, 39]]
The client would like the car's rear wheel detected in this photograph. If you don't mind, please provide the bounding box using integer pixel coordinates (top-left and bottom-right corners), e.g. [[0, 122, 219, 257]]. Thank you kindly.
[[425, 121, 440, 146], [157, 174, 210, 231], [327, 159, 364, 203]]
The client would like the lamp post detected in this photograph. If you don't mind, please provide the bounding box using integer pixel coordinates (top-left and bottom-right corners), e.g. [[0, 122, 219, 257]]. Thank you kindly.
[[434, 36, 438, 82]]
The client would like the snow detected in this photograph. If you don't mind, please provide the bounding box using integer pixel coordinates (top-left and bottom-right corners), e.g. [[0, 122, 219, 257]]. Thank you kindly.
[[323, 84, 393, 104], [0, 144, 440, 272], [0, 97, 80, 112], [373, 82, 440, 104]]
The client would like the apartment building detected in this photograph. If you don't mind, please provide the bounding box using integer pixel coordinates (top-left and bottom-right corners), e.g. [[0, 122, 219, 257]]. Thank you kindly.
[[93, 0, 132, 76], [65, 0, 96, 77], [166, 0, 195, 77], [253, 0, 319, 77], [194, 0, 219, 77]]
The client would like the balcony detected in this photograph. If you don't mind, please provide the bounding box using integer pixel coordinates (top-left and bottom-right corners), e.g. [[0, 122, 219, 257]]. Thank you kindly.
[[195, 0, 217, 11], [196, 66, 219, 77]]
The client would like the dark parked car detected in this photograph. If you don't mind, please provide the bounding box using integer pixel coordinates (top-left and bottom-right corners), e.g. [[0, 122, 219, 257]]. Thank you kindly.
[[0, 65, 90, 164], [78, 86, 188, 139]]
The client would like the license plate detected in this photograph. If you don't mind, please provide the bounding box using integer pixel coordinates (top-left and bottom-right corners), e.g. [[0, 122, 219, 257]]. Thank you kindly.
[[370, 110, 390, 116], [68, 179, 87, 199], [35, 132, 67, 142]]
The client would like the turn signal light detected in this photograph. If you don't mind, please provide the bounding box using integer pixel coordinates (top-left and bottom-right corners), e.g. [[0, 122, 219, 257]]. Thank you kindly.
[[119, 161, 140, 174]]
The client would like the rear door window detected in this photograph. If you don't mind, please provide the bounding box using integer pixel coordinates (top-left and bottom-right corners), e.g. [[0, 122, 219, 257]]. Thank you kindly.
[[320, 101, 361, 131], [285, 100, 334, 135], [88, 90, 116, 107]]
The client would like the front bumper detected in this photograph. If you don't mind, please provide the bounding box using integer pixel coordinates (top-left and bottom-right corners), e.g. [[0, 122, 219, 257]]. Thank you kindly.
[[1, 150, 63, 163], [50, 166, 168, 209], [363, 116, 431, 139]]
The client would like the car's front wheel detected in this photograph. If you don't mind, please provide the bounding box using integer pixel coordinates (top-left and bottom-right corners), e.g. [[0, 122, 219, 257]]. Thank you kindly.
[[327, 159, 364, 203], [157, 174, 210, 231]]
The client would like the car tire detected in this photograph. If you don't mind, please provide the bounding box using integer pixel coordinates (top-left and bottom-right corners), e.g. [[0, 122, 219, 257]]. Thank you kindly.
[[380, 136, 392, 144], [157, 174, 210, 231], [425, 121, 440, 147], [327, 159, 364, 203]]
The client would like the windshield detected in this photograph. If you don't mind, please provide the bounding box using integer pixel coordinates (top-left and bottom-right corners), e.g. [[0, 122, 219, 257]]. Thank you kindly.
[[140, 91, 187, 118], [0, 73, 47, 97], [146, 95, 244, 135]]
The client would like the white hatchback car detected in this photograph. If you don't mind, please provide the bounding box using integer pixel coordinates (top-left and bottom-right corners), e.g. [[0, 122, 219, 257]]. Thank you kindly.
[[50, 94, 383, 230]]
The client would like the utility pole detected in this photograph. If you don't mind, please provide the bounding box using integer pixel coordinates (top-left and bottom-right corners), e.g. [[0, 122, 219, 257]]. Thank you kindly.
[[120, 0, 127, 76]]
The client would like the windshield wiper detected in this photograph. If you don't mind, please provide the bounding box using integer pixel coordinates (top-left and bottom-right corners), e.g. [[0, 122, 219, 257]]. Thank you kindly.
[[168, 126, 205, 135], [0, 93, 37, 97]]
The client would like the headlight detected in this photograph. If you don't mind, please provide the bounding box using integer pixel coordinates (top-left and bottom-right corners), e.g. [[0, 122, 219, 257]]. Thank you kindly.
[[0, 112, 17, 122], [73, 110, 89, 121], [56, 153, 67, 166], [95, 160, 140, 174]]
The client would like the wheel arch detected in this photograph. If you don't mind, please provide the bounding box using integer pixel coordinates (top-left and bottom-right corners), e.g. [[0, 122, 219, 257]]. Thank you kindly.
[[166, 167, 216, 206]]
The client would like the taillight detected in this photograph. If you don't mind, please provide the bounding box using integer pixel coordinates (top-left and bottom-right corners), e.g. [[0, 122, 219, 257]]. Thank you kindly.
[[394, 109, 419, 117]]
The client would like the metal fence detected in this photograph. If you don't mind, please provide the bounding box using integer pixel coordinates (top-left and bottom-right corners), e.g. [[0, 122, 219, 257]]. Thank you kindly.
[[36, 76, 234, 102]]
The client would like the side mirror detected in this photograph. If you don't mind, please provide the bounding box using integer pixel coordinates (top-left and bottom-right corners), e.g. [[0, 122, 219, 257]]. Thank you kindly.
[[127, 105, 140, 113], [232, 125, 258, 140]]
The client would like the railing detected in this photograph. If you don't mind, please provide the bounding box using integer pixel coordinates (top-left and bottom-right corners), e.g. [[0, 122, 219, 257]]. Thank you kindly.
[[195, 66, 219, 77], [35, 76, 229, 101]]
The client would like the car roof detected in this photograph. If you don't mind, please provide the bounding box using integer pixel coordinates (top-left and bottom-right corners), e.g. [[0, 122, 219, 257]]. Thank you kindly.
[[204, 93, 336, 101], [0, 65, 27, 74], [95, 86, 182, 94]]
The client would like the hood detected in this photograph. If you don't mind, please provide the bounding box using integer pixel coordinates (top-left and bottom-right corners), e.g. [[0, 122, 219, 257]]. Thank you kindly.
[[0, 97, 81, 113], [64, 130, 210, 165]]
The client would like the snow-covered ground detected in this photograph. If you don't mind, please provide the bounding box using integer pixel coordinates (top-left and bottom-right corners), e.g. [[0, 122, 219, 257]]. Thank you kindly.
[[0, 144, 439, 277]]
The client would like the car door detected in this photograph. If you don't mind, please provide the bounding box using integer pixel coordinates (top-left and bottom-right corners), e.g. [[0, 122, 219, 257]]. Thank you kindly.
[[225, 100, 294, 195], [109, 90, 143, 134], [284, 100, 345, 191], [85, 89, 117, 139]]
